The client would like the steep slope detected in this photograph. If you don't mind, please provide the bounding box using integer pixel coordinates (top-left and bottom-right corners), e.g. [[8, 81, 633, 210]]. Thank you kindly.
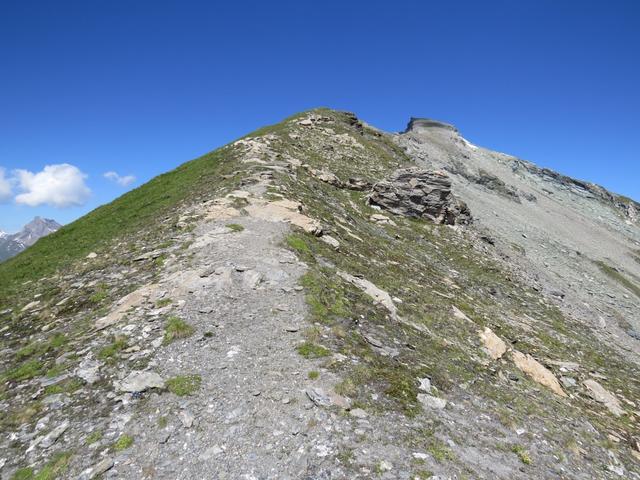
[[0, 109, 638, 479], [0, 218, 61, 262], [398, 119, 640, 356]]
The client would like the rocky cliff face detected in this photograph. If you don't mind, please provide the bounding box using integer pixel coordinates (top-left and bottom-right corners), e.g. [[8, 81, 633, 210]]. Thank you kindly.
[[0, 109, 638, 480], [0, 217, 61, 262]]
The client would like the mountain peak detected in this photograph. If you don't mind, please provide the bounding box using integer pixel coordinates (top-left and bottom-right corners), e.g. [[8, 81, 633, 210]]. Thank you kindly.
[[405, 117, 458, 134], [0, 216, 61, 261]]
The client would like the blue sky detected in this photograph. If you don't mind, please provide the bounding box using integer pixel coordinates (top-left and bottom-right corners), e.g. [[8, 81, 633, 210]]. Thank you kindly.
[[1, 0, 639, 232]]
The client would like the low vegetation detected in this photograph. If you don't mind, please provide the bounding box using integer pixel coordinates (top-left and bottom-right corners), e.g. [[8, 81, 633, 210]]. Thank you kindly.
[[296, 342, 331, 358], [226, 223, 245, 232], [511, 444, 532, 465], [113, 434, 134, 451], [166, 374, 202, 396], [595, 259, 640, 298], [97, 336, 127, 361], [11, 452, 72, 480], [163, 316, 194, 344]]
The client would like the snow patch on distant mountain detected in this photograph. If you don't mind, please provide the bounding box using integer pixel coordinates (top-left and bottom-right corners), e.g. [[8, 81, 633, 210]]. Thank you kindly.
[[0, 217, 61, 261]]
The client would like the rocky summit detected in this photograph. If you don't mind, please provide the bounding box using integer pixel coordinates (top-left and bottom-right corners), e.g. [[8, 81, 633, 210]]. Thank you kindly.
[[0, 109, 639, 479]]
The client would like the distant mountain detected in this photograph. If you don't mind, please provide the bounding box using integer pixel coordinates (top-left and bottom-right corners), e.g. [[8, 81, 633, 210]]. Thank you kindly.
[[0, 216, 61, 261]]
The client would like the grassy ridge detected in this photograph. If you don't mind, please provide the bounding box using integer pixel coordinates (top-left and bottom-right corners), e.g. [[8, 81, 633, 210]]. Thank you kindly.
[[0, 148, 230, 300]]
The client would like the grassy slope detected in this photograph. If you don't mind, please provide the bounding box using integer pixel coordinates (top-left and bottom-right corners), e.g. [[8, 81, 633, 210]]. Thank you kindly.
[[0, 148, 236, 303], [0, 108, 320, 302]]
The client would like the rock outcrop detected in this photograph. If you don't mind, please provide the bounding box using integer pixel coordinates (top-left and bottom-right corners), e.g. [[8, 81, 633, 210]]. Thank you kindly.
[[368, 167, 472, 225]]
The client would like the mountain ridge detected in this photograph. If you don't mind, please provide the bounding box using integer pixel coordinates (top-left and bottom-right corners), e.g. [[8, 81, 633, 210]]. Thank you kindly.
[[0, 108, 638, 479]]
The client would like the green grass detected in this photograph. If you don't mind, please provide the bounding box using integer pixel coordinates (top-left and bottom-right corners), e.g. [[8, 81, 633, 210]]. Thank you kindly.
[[4, 359, 43, 382], [13, 452, 73, 480], [165, 374, 202, 396], [43, 378, 82, 396], [511, 445, 532, 465], [97, 336, 128, 361], [11, 468, 34, 480], [16, 342, 41, 360], [47, 333, 68, 349], [85, 431, 103, 445], [163, 316, 194, 344], [226, 223, 245, 232], [155, 298, 173, 308], [1, 403, 42, 430], [15, 334, 68, 362], [89, 284, 109, 303], [427, 440, 455, 462], [308, 370, 320, 380], [113, 434, 134, 451], [297, 342, 331, 358], [0, 146, 234, 300], [595, 260, 640, 298], [286, 235, 311, 255]]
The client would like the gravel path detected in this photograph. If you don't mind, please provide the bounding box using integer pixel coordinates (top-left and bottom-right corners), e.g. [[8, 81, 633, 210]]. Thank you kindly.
[[109, 216, 352, 479]]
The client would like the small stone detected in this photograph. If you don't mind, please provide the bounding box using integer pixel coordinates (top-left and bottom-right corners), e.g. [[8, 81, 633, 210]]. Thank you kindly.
[[284, 326, 299, 332], [80, 457, 114, 480], [21, 300, 41, 312], [418, 377, 432, 392], [417, 393, 447, 410], [583, 379, 625, 416], [242, 270, 263, 289], [511, 350, 566, 397], [235, 265, 249, 272], [200, 445, 223, 460], [306, 387, 332, 407], [370, 213, 396, 226], [226, 346, 240, 358], [319, 235, 340, 249], [178, 410, 195, 428], [28, 421, 69, 452], [116, 371, 164, 393], [86, 252, 98, 259], [479, 327, 507, 360], [349, 408, 368, 419], [363, 334, 383, 348], [251, 390, 261, 396], [378, 460, 393, 472]]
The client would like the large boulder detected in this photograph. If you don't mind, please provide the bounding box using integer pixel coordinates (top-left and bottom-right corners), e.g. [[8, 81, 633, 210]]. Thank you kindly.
[[368, 168, 471, 225]]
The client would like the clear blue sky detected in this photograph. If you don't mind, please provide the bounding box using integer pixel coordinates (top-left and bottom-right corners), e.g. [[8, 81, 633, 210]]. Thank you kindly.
[[1, 0, 638, 232]]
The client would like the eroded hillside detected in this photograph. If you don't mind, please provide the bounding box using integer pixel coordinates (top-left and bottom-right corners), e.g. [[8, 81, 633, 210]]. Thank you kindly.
[[0, 109, 638, 479]]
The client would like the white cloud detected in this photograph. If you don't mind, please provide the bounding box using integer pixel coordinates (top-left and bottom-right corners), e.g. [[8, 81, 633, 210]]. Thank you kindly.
[[14, 164, 91, 208], [104, 171, 136, 187], [0, 168, 12, 202]]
